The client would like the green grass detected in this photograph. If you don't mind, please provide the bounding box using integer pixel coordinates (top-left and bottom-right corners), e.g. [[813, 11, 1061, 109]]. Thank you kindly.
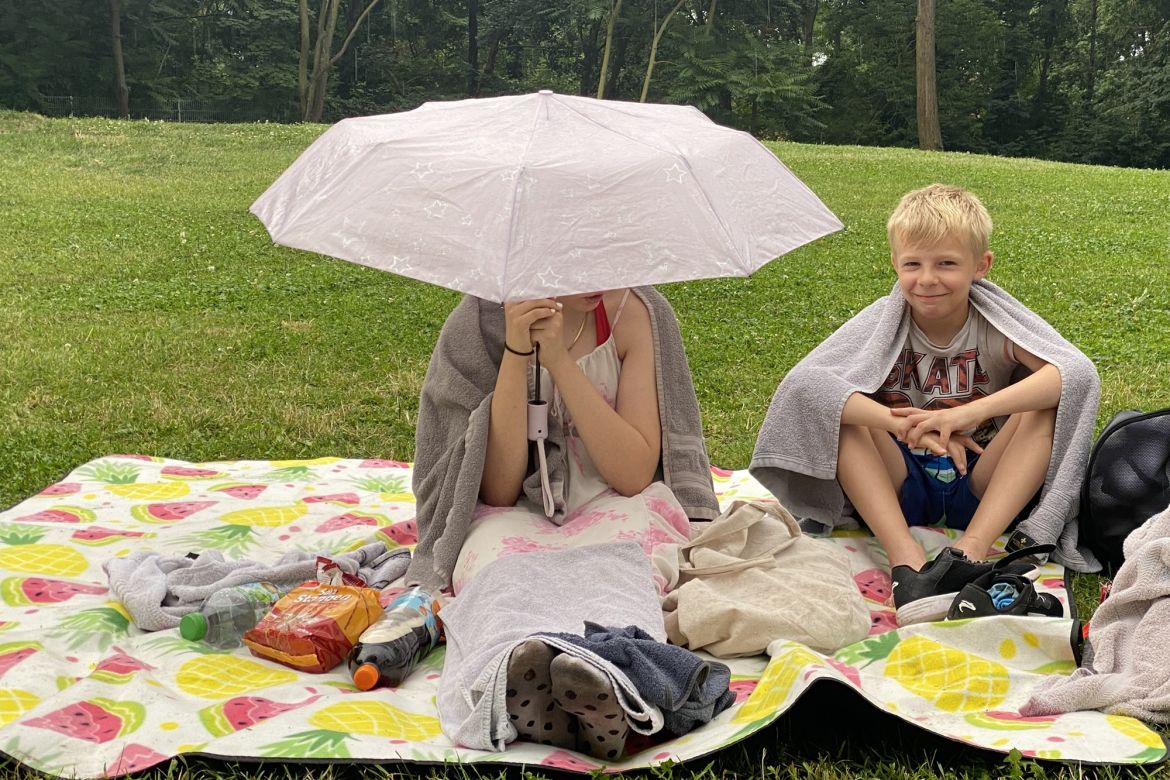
[[2, 112, 1169, 779]]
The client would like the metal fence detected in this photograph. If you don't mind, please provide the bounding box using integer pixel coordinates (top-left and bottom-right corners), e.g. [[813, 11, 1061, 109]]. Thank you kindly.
[[38, 95, 298, 123]]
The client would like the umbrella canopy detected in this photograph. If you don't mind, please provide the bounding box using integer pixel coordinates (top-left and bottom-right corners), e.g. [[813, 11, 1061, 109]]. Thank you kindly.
[[251, 91, 843, 303]]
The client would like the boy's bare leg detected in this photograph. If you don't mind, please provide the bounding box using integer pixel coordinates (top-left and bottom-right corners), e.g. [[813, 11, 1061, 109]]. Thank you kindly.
[[953, 408, 1056, 561], [837, 423, 926, 570]]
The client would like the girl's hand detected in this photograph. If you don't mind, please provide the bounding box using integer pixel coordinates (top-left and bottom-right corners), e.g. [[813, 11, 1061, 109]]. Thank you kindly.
[[529, 303, 572, 371], [503, 299, 559, 355]]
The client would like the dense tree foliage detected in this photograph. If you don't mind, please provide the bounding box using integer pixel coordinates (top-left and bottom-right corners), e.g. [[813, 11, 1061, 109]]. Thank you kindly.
[[1, 0, 1167, 167]]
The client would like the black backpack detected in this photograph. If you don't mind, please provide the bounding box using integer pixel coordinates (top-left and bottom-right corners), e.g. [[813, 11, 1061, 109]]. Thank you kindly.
[[1080, 408, 1170, 575]]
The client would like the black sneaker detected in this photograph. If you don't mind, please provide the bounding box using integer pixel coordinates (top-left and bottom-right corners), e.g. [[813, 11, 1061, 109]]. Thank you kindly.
[[946, 572, 1063, 620], [892, 545, 1053, 626]]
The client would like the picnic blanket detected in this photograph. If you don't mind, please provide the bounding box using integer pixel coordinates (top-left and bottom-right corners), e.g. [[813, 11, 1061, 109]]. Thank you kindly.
[[0, 455, 1164, 778]]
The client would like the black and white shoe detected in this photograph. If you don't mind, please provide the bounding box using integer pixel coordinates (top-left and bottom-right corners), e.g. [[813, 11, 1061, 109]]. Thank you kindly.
[[893, 544, 1053, 626], [946, 572, 1063, 620]]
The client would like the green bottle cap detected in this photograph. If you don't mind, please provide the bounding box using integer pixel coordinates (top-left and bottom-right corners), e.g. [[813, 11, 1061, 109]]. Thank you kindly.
[[179, 612, 208, 642]]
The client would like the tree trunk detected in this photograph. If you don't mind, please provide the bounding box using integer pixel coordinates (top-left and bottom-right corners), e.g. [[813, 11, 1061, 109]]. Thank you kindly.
[[467, 0, 479, 95], [580, 19, 602, 95], [109, 0, 130, 119], [705, 0, 717, 36], [301, 0, 383, 122], [298, 0, 310, 112], [597, 0, 623, 98], [641, 0, 687, 101], [605, 27, 629, 99], [801, 0, 818, 52], [915, 0, 943, 150], [1086, 0, 1097, 101]]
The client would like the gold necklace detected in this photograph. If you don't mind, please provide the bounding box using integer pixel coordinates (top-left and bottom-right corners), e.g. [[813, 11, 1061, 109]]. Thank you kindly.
[[567, 311, 590, 350]]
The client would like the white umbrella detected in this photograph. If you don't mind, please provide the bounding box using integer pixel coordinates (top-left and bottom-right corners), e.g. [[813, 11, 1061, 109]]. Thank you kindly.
[[251, 91, 842, 303]]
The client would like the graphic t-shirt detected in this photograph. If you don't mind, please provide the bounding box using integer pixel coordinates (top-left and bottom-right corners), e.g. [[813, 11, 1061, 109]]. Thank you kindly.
[[870, 307, 1020, 482]]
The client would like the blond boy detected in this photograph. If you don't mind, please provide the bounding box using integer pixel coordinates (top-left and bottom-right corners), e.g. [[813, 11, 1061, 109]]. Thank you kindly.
[[751, 184, 1101, 625]]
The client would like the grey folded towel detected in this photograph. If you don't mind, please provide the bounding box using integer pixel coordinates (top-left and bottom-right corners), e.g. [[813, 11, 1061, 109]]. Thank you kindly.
[[1022, 505, 1170, 722], [750, 279, 1101, 572], [407, 286, 720, 591], [103, 542, 410, 631], [436, 542, 666, 750]]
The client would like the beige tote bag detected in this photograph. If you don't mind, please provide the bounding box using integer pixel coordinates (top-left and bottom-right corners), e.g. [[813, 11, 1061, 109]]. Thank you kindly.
[[662, 499, 870, 656]]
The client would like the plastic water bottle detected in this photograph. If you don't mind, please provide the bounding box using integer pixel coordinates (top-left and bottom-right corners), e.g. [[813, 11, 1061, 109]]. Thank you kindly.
[[348, 587, 442, 690], [179, 581, 291, 648]]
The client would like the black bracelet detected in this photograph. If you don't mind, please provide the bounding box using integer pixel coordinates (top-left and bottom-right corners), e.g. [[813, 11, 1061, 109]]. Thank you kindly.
[[504, 342, 535, 356]]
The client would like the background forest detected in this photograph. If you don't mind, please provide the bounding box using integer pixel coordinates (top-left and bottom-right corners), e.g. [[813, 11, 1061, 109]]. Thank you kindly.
[[2, 0, 1169, 170]]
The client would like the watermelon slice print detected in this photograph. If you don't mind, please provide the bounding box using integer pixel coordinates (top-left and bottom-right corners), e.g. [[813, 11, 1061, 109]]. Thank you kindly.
[[161, 465, 224, 479], [90, 651, 156, 684], [71, 527, 152, 546], [359, 459, 410, 468], [129, 501, 217, 524], [316, 512, 383, 533], [103, 743, 168, 777], [37, 483, 81, 497], [13, 506, 96, 524], [0, 641, 41, 679], [379, 518, 418, 546], [211, 483, 267, 499], [303, 493, 361, 506], [0, 577, 108, 606], [199, 694, 323, 737], [23, 698, 145, 743]]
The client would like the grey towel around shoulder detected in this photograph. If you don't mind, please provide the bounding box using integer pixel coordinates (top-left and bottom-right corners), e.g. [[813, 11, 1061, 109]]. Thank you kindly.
[[1022, 505, 1170, 722], [749, 280, 1101, 572], [407, 286, 720, 591]]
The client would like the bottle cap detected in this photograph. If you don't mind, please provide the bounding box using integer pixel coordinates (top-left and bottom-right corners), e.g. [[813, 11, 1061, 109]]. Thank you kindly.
[[353, 662, 381, 691], [179, 612, 208, 642]]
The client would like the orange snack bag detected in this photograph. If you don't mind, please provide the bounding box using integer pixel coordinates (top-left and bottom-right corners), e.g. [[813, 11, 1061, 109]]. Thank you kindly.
[[244, 580, 383, 673]]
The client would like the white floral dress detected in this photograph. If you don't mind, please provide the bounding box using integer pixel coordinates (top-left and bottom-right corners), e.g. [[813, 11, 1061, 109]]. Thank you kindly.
[[451, 295, 692, 596]]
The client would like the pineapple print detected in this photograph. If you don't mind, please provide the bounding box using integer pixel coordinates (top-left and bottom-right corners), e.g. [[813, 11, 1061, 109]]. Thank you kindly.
[[0, 525, 88, 577], [1106, 714, 1167, 761], [732, 643, 822, 724], [220, 503, 308, 528], [0, 689, 40, 726], [883, 635, 1010, 712], [83, 461, 191, 500], [308, 701, 442, 740], [179, 525, 256, 556], [259, 730, 351, 759], [175, 655, 298, 699], [351, 475, 414, 503], [49, 602, 131, 652]]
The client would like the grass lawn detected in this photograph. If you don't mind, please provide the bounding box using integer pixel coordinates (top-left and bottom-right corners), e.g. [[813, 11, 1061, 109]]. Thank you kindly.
[[1, 111, 1168, 779]]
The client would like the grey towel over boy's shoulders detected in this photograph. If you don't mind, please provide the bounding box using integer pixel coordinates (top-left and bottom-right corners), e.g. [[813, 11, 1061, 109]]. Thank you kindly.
[[749, 279, 1101, 573], [406, 286, 720, 591]]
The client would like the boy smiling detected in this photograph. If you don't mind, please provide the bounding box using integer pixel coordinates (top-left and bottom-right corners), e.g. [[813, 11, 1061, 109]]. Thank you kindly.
[[751, 184, 1101, 625]]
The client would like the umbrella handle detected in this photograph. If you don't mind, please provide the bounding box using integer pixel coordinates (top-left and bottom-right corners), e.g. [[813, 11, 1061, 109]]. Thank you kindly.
[[532, 343, 541, 403]]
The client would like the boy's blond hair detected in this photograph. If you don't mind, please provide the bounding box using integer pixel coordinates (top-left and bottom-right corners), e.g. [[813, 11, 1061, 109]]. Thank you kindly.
[[886, 184, 992, 256]]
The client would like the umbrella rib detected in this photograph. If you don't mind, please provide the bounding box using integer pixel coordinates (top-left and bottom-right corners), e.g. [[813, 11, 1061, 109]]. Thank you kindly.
[[556, 99, 747, 271], [497, 99, 547, 302]]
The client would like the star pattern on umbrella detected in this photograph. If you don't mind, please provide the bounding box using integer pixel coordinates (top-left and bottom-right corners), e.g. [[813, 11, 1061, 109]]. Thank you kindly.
[[424, 200, 450, 219], [537, 267, 564, 288], [664, 163, 688, 183], [411, 162, 435, 179]]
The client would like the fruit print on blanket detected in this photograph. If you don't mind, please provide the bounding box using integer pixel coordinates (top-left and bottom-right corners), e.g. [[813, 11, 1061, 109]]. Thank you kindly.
[[0, 455, 1163, 778]]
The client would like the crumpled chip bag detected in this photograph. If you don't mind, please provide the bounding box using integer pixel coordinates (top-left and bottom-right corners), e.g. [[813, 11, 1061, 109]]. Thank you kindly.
[[244, 578, 383, 673]]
